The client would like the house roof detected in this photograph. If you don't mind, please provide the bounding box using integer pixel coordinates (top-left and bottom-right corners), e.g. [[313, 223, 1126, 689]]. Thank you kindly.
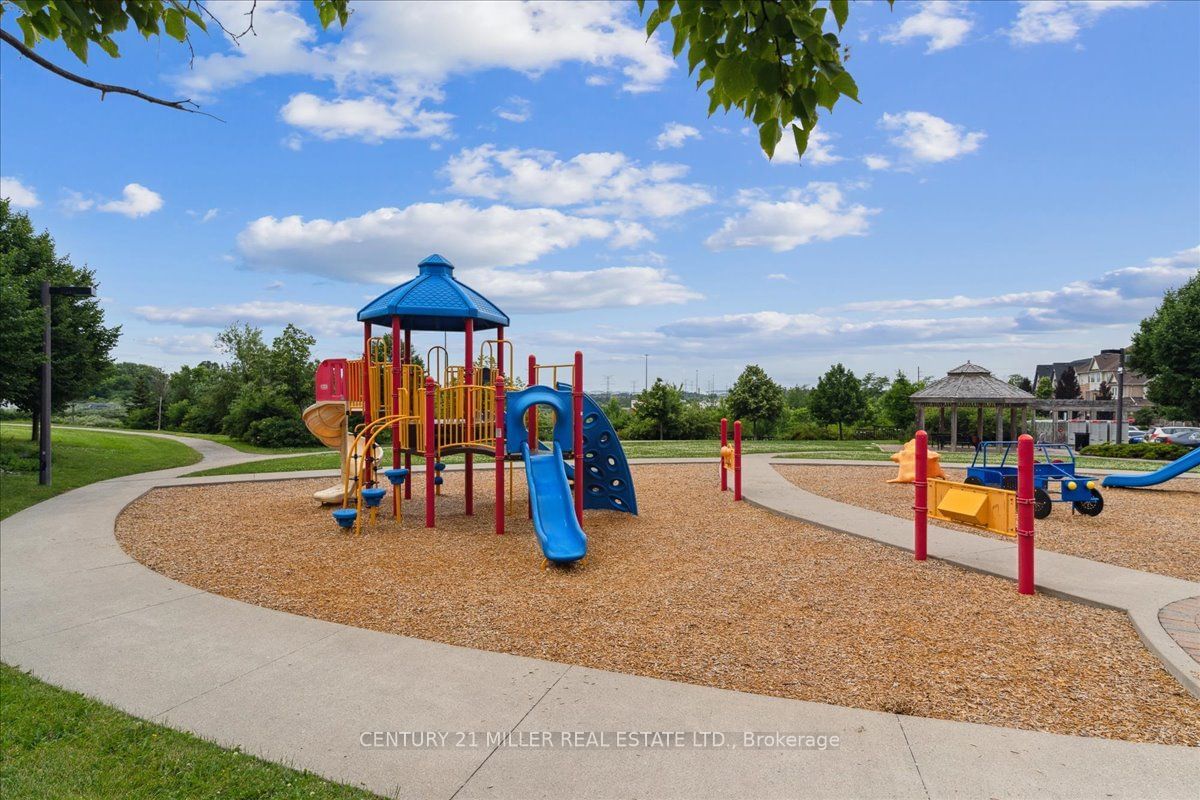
[[911, 361, 1037, 406], [357, 254, 510, 332]]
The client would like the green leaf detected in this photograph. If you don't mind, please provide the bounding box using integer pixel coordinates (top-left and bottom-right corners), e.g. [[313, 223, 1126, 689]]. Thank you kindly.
[[182, 7, 207, 31], [163, 8, 186, 42], [831, 70, 859, 102], [754, 59, 781, 96], [97, 36, 120, 58], [16, 15, 39, 46], [814, 73, 838, 111], [645, 6, 666, 38], [63, 31, 88, 63], [715, 54, 754, 104], [759, 119, 782, 159], [672, 21, 687, 58], [791, 124, 810, 160], [318, 1, 336, 28], [831, 0, 849, 31]]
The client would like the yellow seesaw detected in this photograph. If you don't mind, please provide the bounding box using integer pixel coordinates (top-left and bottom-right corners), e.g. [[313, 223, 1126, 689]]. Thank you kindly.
[[927, 479, 1016, 536]]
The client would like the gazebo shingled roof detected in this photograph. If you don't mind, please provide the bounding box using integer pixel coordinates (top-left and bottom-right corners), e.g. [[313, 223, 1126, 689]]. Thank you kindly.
[[910, 361, 1036, 406], [357, 254, 510, 332]]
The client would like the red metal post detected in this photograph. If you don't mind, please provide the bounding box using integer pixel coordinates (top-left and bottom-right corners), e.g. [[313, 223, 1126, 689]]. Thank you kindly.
[[914, 430, 928, 561], [527, 353, 537, 519], [362, 321, 373, 485], [495, 376, 506, 535], [391, 316, 402, 517], [720, 417, 728, 491], [733, 421, 743, 501], [464, 319, 474, 516], [404, 327, 412, 499], [1017, 433, 1035, 594], [425, 376, 436, 528], [572, 351, 584, 524], [497, 326, 505, 376]]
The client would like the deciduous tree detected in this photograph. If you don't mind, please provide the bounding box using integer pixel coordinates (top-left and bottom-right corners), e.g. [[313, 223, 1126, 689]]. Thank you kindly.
[[809, 362, 866, 440], [725, 364, 785, 439], [1129, 272, 1200, 420]]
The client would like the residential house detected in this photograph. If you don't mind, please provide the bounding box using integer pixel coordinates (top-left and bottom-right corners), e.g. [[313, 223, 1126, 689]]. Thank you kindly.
[[1076, 353, 1148, 402]]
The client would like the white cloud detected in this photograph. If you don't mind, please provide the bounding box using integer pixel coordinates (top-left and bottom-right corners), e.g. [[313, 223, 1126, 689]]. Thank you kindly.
[[144, 333, 219, 356], [265, 280, 285, 291], [181, 1, 672, 141], [495, 96, 532, 123], [881, 2, 974, 53], [704, 183, 878, 252], [188, 208, 220, 223], [71, 183, 163, 218], [443, 145, 712, 219], [840, 245, 1198, 332], [862, 154, 892, 171], [134, 300, 360, 337], [769, 128, 843, 166], [282, 134, 303, 151], [880, 111, 985, 164], [280, 93, 453, 142], [655, 122, 701, 150], [1, 176, 40, 208], [236, 200, 650, 283], [1008, 0, 1155, 46], [463, 265, 701, 312], [767, 273, 790, 281]]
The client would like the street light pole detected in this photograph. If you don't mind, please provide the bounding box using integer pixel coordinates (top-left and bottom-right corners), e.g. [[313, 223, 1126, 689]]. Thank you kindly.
[[39, 283, 96, 486], [1102, 347, 1126, 444], [643, 353, 649, 393]]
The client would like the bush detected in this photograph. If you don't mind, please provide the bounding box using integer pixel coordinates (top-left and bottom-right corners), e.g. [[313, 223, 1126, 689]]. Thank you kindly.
[[244, 416, 316, 448], [1080, 442, 1191, 461]]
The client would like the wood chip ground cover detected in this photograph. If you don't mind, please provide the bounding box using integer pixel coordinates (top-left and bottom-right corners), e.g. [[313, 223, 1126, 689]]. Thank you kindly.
[[115, 466, 1200, 746], [773, 464, 1200, 581]]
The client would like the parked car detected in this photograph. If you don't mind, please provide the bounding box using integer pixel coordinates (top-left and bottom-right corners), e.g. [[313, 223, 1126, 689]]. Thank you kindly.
[[1162, 429, 1200, 448], [1124, 425, 1146, 443], [1148, 426, 1196, 442]]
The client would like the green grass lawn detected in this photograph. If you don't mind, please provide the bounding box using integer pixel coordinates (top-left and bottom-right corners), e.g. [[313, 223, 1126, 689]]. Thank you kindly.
[[0, 425, 201, 520], [186, 439, 895, 477], [0, 664, 377, 800]]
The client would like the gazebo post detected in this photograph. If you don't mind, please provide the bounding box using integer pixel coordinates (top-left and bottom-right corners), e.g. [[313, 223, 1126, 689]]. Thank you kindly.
[[976, 406, 984, 447], [995, 404, 1003, 442], [916, 405, 925, 432], [1010, 406, 1018, 439], [950, 405, 958, 450]]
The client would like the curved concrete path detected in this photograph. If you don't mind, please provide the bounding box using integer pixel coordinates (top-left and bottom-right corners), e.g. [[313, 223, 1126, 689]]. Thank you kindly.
[[1, 434, 1197, 799]]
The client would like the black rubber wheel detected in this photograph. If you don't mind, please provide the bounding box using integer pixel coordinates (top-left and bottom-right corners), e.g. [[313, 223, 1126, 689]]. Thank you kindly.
[[964, 476, 984, 486], [1001, 475, 1018, 491], [1073, 490, 1104, 517], [1033, 488, 1053, 519]]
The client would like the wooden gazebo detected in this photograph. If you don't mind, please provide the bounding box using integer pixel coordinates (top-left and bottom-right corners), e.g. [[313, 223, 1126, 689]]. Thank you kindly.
[[910, 362, 1037, 450]]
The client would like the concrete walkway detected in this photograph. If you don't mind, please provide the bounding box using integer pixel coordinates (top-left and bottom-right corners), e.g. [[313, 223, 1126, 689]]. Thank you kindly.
[[755, 455, 1200, 698], [1, 435, 1197, 799]]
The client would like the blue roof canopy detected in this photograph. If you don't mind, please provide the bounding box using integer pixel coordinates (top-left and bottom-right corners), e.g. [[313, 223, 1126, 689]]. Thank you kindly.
[[357, 254, 510, 332]]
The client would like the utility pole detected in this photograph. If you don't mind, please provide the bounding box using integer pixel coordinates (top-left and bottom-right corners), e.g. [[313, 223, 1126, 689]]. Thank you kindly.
[[603, 374, 612, 401], [643, 353, 649, 393], [39, 282, 95, 485]]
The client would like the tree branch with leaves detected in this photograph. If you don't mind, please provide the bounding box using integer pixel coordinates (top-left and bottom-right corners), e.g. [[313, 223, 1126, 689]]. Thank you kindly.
[[640, 0, 889, 162]]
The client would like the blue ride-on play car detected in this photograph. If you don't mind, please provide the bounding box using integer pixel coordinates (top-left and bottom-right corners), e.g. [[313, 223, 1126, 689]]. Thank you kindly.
[[965, 441, 1103, 519]]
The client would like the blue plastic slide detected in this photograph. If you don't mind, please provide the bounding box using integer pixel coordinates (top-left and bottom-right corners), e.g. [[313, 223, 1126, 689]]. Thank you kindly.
[[1101, 447, 1200, 488], [522, 442, 587, 564]]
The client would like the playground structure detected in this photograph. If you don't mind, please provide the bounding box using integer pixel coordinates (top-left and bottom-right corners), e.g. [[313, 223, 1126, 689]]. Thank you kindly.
[[966, 441, 1103, 518], [302, 254, 637, 566], [911, 431, 1037, 594], [888, 437, 946, 484]]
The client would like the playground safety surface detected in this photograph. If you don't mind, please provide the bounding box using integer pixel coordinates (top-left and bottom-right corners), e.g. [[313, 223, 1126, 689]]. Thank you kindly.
[[774, 464, 1200, 582], [116, 465, 1200, 746]]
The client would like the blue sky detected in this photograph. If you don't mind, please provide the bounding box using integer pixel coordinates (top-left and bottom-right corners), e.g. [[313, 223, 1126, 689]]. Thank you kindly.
[[2, 0, 1197, 393]]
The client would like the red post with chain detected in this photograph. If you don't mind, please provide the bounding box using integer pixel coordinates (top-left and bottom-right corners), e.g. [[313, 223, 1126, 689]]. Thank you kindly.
[[527, 353, 537, 519], [733, 420, 743, 501], [914, 430, 928, 561], [1017, 434, 1035, 594], [464, 319, 474, 516], [720, 417, 728, 491], [573, 351, 584, 524]]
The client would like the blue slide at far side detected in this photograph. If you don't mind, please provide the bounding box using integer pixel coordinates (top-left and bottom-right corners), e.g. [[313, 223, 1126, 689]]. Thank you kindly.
[[1101, 447, 1200, 488], [522, 442, 587, 564]]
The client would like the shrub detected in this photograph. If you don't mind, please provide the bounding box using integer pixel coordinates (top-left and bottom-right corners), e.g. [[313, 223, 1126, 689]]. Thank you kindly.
[[1080, 442, 1191, 461], [244, 416, 315, 448]]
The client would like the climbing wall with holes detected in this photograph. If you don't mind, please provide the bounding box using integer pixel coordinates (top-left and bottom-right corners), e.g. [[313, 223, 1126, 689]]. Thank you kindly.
[[558, 384, 638, 515]]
